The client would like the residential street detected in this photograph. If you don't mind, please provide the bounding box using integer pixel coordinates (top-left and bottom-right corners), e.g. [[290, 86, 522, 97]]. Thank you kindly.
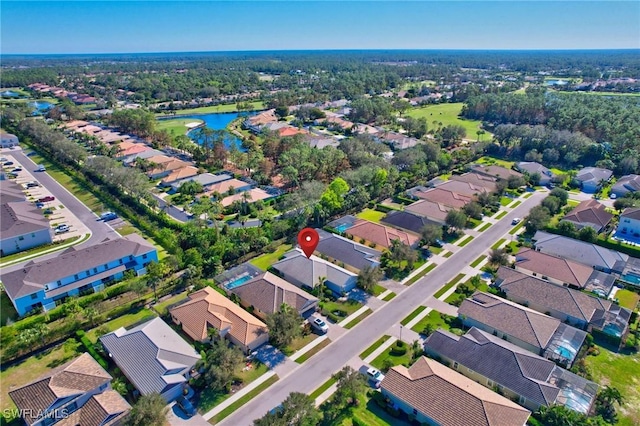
[[1, 148, 120, 274], [220, 191, 547, 425]]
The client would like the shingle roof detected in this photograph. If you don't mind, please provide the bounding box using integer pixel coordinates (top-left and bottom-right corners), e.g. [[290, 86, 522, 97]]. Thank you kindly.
[[315, 229, 381, 271], [230, 272, 318, 316], [450, 172, 499, 192], [458, 291, 561, 350], [0, 201, 51, 239], [381, 356, 530, 426], [576, 167, 613, 185], [1, 234, 156, 299], [622, 207, 640, 221], [0, 180, 26, 204], [611, 174, 640, 196], [412, 187, 473, 209], [532, 231, 628, 272], [100, 318, 200, 396], [382, 210, 441, 234], [346, 219, 419, 248], [272, 249, 356, 291], [497, 267, 611, 323], [470, 164, 523, 180], [436, 180, 490, 198], [424, 328, 563, 408], [515, 162, 554, 178], [9, 353, 113, 425], [514, 248, 594, 288], [405, 199, 452, 223], [561, 199, 613, 231], [170, 287, 268, 346]]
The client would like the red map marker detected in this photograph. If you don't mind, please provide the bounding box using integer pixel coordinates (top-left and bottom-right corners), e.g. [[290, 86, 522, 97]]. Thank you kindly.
[[298, 228, 319, 259]]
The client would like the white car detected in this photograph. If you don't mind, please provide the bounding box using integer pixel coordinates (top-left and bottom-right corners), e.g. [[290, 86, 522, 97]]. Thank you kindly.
[[366, 367, 385, 388], [511, 218, 521, 225], [310, 317, 329, 334], [55, 224, 70, 234]]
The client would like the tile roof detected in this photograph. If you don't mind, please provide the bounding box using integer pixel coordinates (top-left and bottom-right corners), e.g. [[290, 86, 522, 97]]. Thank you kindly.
[[315, 229, 381, 271], [425, 328, 564, 408], [272, 249, 356, 291], [561, 199, 613, 230], [412, 188, 472, 209], [9, 353, 113, 425], [1, 234, 156, 299], [622, 207, 640, 221], [100, 318, 201, 396], [450, 172, 499, 192], [381, 356, 530, 426], [405, 199, 452, 222], [436, 180, 490, 198], [170, 287, 268, 346], [497, 267, 612, 323], [458, 291, 561, 350], [203, 178, 251, 197], [147, 158, 191, 177], [346, 219, 419, 248], [1, 201, 51, 239], [56, 390, 131, 426], [160, 166, 199, 184], [470, 164, 523, 180], [514, 248, 594, 288], [220, 187, 272, 207], [532, 231, 628, 272], [230, 272, 318, 316]]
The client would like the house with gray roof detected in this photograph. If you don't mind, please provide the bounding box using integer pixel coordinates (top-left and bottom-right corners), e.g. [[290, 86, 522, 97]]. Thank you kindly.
[[458, 292, 587, 366], [380, 356, 531, 426], [100, 318, 201, 402], [496, 267, 631, 338], [1, 201, 53, 256], [272, 249, 357, 295], [515, 162, 555, 186], [8, 353, 130, 426], [532, 231, 628, 274], [0, 180, 27, 203], [575, 167, 613, 193], [618, 207, 640, 240], [560, 199, 613, 233], [381, 210, 440, 234], [424, 327, 598, 414], [470, 164, 523, 181], [449, 172, 498, 192], [229, 271, 318, 319], [169, 172, 233, 192], [611, 174, 640, 198], [315, 229, 381, 271], [514, 247, 595, 289], [1, 234, 157, 316]]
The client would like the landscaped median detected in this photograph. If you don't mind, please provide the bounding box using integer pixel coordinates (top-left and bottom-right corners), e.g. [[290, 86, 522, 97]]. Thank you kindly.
[[470, 255, 486, 268], [400, 306, 427, 326], [343, 308, 373, 329], [293, 337, 332, 364], [359, 335, 392, 360], [206, 374, 279, 424], [405, 263, 436, 285], [433, 273, 466, 299]]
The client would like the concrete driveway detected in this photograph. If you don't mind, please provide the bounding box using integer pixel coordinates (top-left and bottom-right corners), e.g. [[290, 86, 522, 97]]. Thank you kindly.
[[254, 344, 286, 369], [167, 403, 209, 426]]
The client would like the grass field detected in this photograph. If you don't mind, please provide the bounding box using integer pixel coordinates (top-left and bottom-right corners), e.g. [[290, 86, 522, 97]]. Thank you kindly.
[[475, 156, 515, 169], [405, 103, 487, 139], [249, 244, 292, 270], [494, 211, 507, 220], [157, 117, 203, 136], [406, 263, 436, 285], [157, 101, 265, 117], [282, 333, 319, 356], [356, 208, 386, 223], [345, 396, 412, 426], [491, 238, 506, 250], [457, 235, 474, 247], [614, 289, 640, 310], [310, 377, 337, 400], [86, 308, 156, 343], [584, 346, 640, 426], [382, 292, 396, 301], [370, 341, 413, 371]]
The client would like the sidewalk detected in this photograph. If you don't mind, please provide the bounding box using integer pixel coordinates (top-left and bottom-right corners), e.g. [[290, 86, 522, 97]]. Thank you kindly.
[[338, 305, 370, 327], [289, 335, 328, 362], [202, 371, 277, 420]]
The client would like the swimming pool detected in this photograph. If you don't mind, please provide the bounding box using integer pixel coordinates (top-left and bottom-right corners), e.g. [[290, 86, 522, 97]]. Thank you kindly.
[[555, 346, 576, 359], [225, 274, 253, 289], [335, 223, 352, 233], [602, 323, 622, 338], [559, 388, 592, 414]]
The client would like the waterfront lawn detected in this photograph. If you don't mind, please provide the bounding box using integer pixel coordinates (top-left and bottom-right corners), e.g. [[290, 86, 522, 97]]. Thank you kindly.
[[157, 101, 265, 116], [249, 244, 292, 270], [406, 103, 487, 139], [157, 118, 203, 136]]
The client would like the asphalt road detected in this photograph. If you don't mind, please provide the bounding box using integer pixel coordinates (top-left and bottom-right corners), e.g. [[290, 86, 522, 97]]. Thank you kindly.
[[221, 191, 547, 425], [1, 148, 120, 274]]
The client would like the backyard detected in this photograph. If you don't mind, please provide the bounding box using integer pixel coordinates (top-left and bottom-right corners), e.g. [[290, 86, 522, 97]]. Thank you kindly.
[[198, 362, 270, 412], [356, 208, 386, 223], [249, 244, 292, 270]]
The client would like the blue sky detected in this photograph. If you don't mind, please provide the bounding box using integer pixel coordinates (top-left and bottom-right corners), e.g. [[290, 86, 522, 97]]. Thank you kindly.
[[1, 1, 639, 54]]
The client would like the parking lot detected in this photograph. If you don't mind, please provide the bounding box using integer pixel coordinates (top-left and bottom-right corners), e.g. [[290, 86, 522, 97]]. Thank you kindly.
[[1, 153, 91, 243]]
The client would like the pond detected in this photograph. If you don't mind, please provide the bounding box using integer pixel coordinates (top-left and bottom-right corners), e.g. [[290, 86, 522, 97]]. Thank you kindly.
[[167, 111, 257, 151], [0, 90, 22, 98], [29, 101, 54, 115]]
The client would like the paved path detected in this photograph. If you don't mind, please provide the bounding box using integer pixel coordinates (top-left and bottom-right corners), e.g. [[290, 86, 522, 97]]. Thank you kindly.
[[220, 191, 546, 425]]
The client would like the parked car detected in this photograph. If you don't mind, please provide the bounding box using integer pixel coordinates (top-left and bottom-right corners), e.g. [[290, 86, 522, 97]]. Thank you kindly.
[[511, 218, 521, 225], [310, 317, 329, 334], [43, 209, 53, 215], [11, 167, 22, 173], [26, 151, 36, 156], [38, 196, 55, 202], [35, 202, 45, 208], [366, 367, 385, 388], [26, 181, 40, 188], [55, 224, 70, 234], [100, 211, 118, 221], [35, 164, 46, 172], [3, 161, 14, 166], [176, 396, 197, 417]]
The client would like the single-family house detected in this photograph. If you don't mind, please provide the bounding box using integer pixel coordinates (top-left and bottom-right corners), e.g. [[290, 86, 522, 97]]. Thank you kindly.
[[404, 199, 451, 225], [458, 291, 586, 366], [435, 180, 490, 198], [380, 356, 531, 426], [229, 271, 318, 319], [220, 188, 273, 207], [169, 173, 233, 193], [1, 234, 158, 316], [315, 229, 381, 271], [381, 210, 440, 235], [272, 249, 357, 295], [146, 157, 192, 180], [170, 287, 268, 353], [1, 131, 19, 147], [8, 353, 130, 426], [514, 248, 594, 289], [243, 109, 277, 133], [610, 174, 640, 198], [470, 164, 523, 181], [303, 135, 340, 149], [449, 172, 498, 192], [515, 162, 555, 186], [100, 318, 201, 402], [114, 143, 150, 159], [532, 231, 628, 274], [496, 267, 631, 338], [1, 201, 53, 256], [345, 219, 420, 249], [424, 327, 598, 414], [409, 187, 473, 209], [203, 178, 252, 198], [619, 207, 640, 239], [160, 166, 199, 186], [560, 199, 613, 233], [575, 167, 613, 193]]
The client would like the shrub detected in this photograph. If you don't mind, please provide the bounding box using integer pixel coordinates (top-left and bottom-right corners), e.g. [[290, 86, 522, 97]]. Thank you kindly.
[[75, 330, 108, 369]]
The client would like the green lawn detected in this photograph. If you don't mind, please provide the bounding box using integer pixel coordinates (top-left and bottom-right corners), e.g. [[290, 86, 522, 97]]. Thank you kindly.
[[282, 333, 319, 356], [509, 221, 525, 235], [360, 335, 392, 360], [457, 235, 474, 247], [319, 299, 363, 319], [309, 377, 337, 400], [157, 101, 265, 117], [477, 222, 491, 232], [370, 341, 413, 371], [356, 208, 387, 223], [443, 251, 453, 258], [470, 255, 486, 268], [494, 211, 507, 220], [500, 196, 512, 206], [584, 346, 640, 426], [295, 338, 331, 363], [400, 306, 426, 326], [556, 90, 640, 98], [476, 156, 515, 169], [433, 273, 465, 298], [410, 309, 444, 334], [86, 308, 156, 343], [382, 292, 396, 301], [343, 309, 372, 329], [614, 290, 640, 310], [157, 117, 203, 136], [491, 238, 506, 250], [371, 284, 386, 296], [511, 200, 522, 208], [249, 244, 292, 270], [346, 397, 412, 426], [199, 362, 270, 413], [208, 374, 278, 424], [152, 292, 189, 316], [406, 103, 487, 140]]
